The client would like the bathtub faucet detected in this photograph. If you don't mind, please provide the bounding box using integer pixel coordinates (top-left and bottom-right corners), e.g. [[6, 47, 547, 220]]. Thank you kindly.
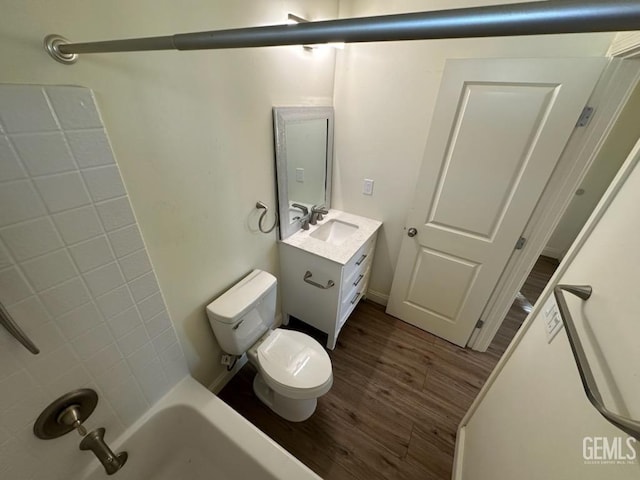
[[80, 427, 128, 475], [33, 389, 128, 476]]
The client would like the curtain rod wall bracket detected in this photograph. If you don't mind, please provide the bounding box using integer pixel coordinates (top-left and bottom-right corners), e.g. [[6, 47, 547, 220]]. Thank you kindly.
[[44, 34, 78, 64]]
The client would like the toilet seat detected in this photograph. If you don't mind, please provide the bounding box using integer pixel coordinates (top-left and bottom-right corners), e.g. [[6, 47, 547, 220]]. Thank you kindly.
[[257, 329, 333, 400]]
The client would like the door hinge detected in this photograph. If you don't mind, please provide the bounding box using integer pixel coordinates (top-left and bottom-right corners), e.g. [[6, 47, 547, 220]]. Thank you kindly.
[[515, 236, 527, 250], [475, 319, 484, 329], [576, 106, 594, 128]]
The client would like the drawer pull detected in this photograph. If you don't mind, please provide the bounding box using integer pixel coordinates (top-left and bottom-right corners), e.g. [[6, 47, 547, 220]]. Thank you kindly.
[[303, 271, 335, 290], [353, 274, 364, 286], [355, 254, 368, 266], [351, 292, 361, 305]]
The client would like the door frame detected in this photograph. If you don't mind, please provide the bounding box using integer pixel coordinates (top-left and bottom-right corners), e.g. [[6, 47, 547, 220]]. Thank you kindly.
[[469, 57, 640, 351]]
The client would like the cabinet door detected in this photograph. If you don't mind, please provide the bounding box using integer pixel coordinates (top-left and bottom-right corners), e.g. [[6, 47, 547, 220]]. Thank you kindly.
[[279, 244, 341, 332]]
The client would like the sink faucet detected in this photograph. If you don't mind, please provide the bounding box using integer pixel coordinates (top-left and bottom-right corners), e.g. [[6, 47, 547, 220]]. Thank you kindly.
[[309, 205, 329, 225], [291, 203, 310, 230], [80, 428, 128, 475]]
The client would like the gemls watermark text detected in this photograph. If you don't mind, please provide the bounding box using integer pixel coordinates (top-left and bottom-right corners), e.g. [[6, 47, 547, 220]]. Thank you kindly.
[[583, 436, 637, 465]]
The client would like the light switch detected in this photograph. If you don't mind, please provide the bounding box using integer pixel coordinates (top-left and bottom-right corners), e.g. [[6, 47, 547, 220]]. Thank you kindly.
[[363, 178, 374, 196], [543, 296, 563, 343], [296, 168, 304, 183]]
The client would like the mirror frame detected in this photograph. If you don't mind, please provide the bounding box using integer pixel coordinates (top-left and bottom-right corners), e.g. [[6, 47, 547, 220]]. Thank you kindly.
[[273, 106, 334, 240]]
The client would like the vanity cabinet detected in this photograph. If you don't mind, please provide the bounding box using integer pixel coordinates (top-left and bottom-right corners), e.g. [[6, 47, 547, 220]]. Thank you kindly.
[[279, 217, 379, 350]]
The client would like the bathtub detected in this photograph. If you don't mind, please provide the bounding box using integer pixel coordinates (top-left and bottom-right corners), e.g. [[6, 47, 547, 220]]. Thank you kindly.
[[79, 376, 320, 479]]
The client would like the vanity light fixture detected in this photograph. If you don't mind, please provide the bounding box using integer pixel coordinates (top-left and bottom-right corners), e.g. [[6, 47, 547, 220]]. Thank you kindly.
[[287, 14, 307, 25], [287, 14, 344, 51]]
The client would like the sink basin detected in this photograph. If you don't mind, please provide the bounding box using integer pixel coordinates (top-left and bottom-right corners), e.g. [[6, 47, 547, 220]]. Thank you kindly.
[[310, 220, 359, 245]]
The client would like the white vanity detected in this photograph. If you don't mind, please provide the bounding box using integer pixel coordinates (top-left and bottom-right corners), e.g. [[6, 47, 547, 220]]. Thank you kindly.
[[272, 106, 382, 349], [279, 210, 381, 349]]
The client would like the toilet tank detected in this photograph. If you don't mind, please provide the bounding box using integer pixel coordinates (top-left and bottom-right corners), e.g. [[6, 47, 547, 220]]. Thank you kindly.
[[206, 270, 277, 355]]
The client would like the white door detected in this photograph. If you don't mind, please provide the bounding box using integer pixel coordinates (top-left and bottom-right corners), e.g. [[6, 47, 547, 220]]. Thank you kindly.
[[386, 58, 606, 346], [455, 140, 640, 480]]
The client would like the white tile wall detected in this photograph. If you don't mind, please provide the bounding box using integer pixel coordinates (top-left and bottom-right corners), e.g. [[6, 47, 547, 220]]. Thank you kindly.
[[69, 235, 115, 273], [0, 180, 47, 226], [12, 132, 76, 176], [33, 171, 92, 213], [1, 217, 63, 261], [0, 84, 188, 480], [0, 135, 26, 182]]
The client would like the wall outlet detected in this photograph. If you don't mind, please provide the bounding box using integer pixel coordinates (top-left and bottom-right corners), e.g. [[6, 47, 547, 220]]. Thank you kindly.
[[363, 178, 374, 195], [296, 168, 305, 182]]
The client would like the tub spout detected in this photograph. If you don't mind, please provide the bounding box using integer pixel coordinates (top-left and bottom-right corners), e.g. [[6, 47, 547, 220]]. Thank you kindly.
[[80, 428, 128, 475]]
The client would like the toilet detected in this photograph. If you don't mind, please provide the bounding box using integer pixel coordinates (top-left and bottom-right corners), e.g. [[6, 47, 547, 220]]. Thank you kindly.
[[206, 269, 333, 422]]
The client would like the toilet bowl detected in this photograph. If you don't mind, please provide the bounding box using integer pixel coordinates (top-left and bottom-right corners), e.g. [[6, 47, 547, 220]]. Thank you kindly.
[[206, 270, 332, 421]]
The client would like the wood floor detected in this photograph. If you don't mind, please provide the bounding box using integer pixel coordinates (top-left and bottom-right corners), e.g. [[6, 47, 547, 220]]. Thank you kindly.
[[218, 256, 559, 480], [487, 255, 559, 358]]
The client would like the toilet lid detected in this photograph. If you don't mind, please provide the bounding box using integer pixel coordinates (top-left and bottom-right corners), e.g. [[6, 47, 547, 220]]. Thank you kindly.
[[257, 329, 332, 390]]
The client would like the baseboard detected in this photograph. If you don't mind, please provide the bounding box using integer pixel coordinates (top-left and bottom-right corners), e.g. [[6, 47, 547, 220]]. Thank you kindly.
[[452, 426, 466, 480], [208, 354, 248, 394], [365, 289, 389, 306]]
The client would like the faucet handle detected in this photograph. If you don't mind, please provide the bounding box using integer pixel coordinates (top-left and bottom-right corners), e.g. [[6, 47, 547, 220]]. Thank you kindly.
[[311, 204, 329, 214], [291, 203, 309, 216], [34, 388, 98, 439], [58, 405, 87, 436], [311, 205, 329, 222]]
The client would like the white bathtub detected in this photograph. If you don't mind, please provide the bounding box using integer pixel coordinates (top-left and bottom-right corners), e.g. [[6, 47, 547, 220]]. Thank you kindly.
[[79, 377, 320, 480]]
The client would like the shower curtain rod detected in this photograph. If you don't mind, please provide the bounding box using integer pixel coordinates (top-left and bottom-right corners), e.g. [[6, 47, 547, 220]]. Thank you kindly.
[[45, 0, 640, 64]]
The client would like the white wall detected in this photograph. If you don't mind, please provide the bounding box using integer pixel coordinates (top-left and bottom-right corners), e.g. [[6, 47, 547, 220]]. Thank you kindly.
[[332, 0, 615, 302], [544, 81, 640, 259], [0, 84, 187, 479], [0, 0, 339, 385]]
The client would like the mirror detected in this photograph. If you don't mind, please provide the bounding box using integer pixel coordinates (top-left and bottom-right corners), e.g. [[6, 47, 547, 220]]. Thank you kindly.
[[273, 106, 334, 240]]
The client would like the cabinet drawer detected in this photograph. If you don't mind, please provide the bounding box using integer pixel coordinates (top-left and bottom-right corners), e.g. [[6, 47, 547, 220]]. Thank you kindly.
[[342, 256, 369, 298], [343, 236, 375, 284], [338, 265, 371, 324]]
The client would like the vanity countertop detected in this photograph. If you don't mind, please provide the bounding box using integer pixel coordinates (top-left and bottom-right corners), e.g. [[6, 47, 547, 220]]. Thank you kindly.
[[280, 209, 382, 264]]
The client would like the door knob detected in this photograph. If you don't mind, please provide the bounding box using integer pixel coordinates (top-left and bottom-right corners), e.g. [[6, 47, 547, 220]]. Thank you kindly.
[[407, 227, 417, 237]]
